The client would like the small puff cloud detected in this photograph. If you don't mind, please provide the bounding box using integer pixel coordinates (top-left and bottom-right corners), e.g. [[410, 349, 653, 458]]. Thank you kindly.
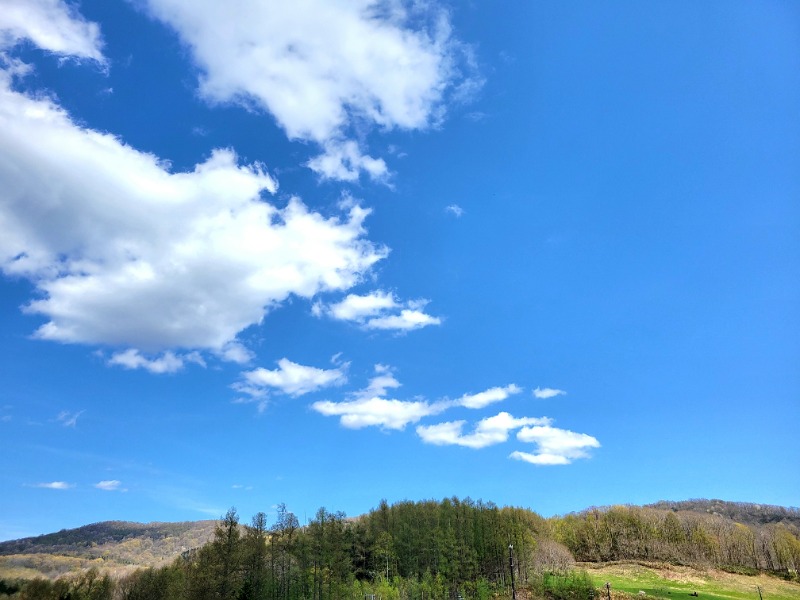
[[307, 140, 389, 183], [313, 397, 445, 431], [32, 481, 74, 490], [314, 291, 441, 332], [236, 358, 347, 399], [311, 365, 449, 430], [533, 387, 566, 399], [457, 384, 522, 409], [511, 425, 600, 465]]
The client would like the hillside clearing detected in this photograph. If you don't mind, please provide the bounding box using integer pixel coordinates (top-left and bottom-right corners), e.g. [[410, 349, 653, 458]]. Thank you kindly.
[[584, 562, 800, 600]]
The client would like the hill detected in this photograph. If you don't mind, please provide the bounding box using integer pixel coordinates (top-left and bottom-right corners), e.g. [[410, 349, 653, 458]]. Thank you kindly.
[[646, 499, 800, 531], [2, 497, 799, 591], [0, 520, 215, 580]]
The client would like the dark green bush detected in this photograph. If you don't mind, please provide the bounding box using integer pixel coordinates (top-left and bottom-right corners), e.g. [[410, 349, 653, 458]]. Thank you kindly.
[[535, 570, 595, 600]]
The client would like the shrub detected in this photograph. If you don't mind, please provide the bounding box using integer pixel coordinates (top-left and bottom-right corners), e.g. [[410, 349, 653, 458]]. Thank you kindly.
[[536, 569, 595, 600]]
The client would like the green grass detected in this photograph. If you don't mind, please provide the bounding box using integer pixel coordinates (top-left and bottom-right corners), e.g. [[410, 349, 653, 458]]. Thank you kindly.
[[584, 562, 800, 600]]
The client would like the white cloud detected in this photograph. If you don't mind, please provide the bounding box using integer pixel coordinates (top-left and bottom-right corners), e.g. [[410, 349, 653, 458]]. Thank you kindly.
[[513, 425, 600, 465], [0, 72, 387, 360], [445, 204, 464, 217], [33, 481, 73, 490], [509, 451, 571, 466], [316, 291, 441, 332], [311, 365, 448, 430], [108, 350, 186, 374], [313, 371, 531, 432], [321, 290, 398, 321], [366, 309, 441, 331], [457, 384, 522, 409], [353, 364, 402, 399], [307, 140, 389, 183], [142, 0, 476, 180], [216, 342, 254, 365], [94, 480, 125, 491], [312, 397, 444, 431], [0, 0, 104, 61], [236, 358, 347, 398], [56, 410, 84, 427], [417, 412, 549, 449], [533, 387, 566, 399]]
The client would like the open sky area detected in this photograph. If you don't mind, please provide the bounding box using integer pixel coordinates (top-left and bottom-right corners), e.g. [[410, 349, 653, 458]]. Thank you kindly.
[[1, 0, 798, 542]]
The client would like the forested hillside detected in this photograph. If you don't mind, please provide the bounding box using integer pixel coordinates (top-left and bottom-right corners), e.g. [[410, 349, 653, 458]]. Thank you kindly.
[[0, 521, 215, 582], [2, 498, 799, 599], [553, 504, 800, 570], [0, 521, 217, 560], [646, 499, 800, 530]]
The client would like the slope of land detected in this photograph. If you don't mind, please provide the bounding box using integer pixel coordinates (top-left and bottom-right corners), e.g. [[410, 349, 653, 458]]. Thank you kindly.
[[0, 520, 215, 580], [585, 562, 800, 600], [1, 498, 798, 591], [646, 500, 800, 532]]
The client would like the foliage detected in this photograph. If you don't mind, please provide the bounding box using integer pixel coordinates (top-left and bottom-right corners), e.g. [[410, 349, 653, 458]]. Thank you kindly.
[[551, 504, 800, 572], [4, 498, 800, 600], [533, 569, 594, 600]]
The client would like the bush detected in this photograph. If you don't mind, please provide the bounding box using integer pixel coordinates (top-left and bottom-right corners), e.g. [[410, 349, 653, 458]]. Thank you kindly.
[[535, 569, 595, 600]]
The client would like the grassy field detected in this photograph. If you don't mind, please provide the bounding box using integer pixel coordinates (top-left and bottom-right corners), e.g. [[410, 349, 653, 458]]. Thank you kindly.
[[583, 562, 800, 600]]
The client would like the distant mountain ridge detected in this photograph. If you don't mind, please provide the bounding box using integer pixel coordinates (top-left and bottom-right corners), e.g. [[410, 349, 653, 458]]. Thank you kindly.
[[0, 520, 217, 580], [0, 520, 216, 557]]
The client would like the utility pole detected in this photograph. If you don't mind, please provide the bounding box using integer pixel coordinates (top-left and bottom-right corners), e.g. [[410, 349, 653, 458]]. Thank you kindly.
[[508, 544, 516, 600]]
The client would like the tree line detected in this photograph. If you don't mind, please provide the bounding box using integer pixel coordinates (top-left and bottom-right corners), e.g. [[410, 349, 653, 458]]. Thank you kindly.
[[553, 504, 800, 572], [5, 498, 799, 600]]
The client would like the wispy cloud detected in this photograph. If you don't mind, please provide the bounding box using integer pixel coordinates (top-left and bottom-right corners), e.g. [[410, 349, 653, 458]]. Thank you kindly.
[[533, 387, 566, 399], [314, 291, 441, 332], [56, 410, 84, 428], [0, 0, 105, 62], [445, 204, 464, 217], [417, 412, 549, 449], [107, 350, 206, 374], [511, 425, 600, 466], [312, 368, 523, 431], [456, 385, 522, 409], [94, 480, 126, 492], [352, 364, 402, 400], [31, 481, 74, 490]]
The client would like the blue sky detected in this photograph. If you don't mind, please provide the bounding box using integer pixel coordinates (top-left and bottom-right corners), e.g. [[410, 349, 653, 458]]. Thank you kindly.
[[1, 0, 798, 541]]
